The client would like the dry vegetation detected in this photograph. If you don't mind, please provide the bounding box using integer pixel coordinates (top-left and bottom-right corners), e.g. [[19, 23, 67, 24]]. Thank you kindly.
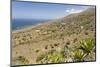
[[12, 8, 96, 65]]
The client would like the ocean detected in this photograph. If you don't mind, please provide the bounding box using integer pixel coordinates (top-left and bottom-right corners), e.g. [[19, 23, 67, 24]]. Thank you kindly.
[[12, 19, 49, 31]]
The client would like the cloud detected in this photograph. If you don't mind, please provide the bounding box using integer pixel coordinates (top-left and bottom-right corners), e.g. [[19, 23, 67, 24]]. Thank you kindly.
[[66, 8, 83, 14]]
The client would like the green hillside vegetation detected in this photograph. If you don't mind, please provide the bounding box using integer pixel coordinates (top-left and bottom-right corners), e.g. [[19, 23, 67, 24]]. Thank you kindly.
[[12, 8, 96, 65]]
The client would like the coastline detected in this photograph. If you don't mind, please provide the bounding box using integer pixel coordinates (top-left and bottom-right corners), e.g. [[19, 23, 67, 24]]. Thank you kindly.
[[12, 23, 42, 33], [12, 20, 52, 34], [12, 19, 58, 34]]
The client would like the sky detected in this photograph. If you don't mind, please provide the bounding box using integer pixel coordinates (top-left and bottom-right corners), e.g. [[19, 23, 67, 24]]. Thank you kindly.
[[12, 0, 92, 20]]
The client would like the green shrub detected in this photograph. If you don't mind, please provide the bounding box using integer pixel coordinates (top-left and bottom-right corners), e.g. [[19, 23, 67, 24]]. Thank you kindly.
[[79, 38, 95, 54], [36, 51, 65, 64], [47, 53, 64, 63], [73, 50, 86, 62]]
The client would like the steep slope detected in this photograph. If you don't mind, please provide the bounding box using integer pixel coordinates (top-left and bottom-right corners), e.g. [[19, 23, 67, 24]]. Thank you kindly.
[[12, 8, 96, 65]]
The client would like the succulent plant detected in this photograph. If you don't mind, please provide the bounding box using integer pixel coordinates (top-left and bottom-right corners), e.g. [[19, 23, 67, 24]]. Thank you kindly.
[[79, 38, 95, 54], [73, 50, 86, 62]]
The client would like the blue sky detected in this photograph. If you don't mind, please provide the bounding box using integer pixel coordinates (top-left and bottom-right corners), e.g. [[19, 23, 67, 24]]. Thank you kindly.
[[12, 1, 92, 20]]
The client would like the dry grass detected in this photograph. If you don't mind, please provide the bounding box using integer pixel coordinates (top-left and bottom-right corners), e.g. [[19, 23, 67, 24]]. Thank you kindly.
[[12, 8, 96, 65]]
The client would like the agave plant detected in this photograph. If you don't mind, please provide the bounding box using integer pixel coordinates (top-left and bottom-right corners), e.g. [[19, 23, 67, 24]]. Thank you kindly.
[[73, 50, 86, 62], [47, 53, 64, 63], [79, 38, 95, 54], [36, 51, 65, 64]]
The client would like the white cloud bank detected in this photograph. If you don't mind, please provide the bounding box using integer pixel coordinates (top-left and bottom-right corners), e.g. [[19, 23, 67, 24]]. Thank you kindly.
[[66, 8, 84, 14]]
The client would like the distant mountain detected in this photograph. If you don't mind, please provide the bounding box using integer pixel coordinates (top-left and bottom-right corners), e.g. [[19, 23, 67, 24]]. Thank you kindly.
[[46, 7, 96, 33], [53, 7, 95, 28]]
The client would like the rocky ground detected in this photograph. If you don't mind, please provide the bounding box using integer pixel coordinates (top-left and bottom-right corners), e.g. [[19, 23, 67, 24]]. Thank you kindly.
[[12, 8, 96, 66]]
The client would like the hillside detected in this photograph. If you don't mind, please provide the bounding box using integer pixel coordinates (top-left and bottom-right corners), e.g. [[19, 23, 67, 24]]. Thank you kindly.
[[12, 8, 96, 65]]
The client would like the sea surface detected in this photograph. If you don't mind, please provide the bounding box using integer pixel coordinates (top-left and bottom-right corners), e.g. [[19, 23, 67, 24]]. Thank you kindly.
[[12, 19, 49, 31]]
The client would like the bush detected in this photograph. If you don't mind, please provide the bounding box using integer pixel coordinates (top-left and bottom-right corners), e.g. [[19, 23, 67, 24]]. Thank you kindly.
[[15, 56, 29, 64], [73, 50, 86, 62], [35, 49, 40, 53], [45, 45, 48, 49], [36, 51, 65, 64], [73, 38, 78, 43], [79, 38, 95, 54], [47, 53, 64, 63]]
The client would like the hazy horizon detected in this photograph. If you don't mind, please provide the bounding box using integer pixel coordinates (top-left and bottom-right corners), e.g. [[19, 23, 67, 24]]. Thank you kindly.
[[12, 0, 91, 20]]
